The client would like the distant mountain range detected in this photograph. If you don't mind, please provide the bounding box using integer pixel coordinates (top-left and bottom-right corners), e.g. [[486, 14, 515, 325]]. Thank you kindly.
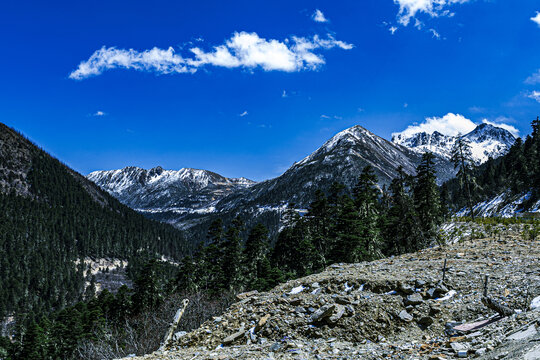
[[86, 123, 518, 236], [392, 123, 516, 164], [87, 166, 255, 215], [88, 124, 516, 229]]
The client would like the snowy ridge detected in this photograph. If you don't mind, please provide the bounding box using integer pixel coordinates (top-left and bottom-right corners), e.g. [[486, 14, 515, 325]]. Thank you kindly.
[[456, 191, 540, 218], [392, 123, 515, 164], [87, 166, 255, 212]]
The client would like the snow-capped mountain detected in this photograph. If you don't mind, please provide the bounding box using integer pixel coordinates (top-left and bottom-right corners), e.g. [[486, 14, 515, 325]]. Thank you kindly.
[[87, 166, 255, 213], [138, 125, 455, 236], [88, 125, 459, 237], [392, 123, 516, 164]]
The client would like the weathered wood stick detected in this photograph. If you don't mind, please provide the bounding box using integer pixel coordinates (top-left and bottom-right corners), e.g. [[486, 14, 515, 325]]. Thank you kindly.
[[481, 296, 514, 317], [159, 298, 189, 351], [442, 258, 447, 283]]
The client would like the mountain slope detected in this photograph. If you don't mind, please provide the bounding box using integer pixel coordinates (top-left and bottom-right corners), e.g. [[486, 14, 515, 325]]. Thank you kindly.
[[88, 125, 457, 238], [147, 126, 454, 238], [87, 166, 255, 213], [212, 125, 437, 211], [124, 225, 540, 360], [392, 123, 516, 164], [0, 123, 190, 322]]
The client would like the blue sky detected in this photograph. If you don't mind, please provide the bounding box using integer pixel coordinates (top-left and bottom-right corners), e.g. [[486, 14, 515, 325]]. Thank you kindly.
[[2, 0, 540, 181]]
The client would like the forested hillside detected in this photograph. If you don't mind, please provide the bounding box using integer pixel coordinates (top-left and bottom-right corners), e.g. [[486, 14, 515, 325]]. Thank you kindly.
[[442, 118, 540, 215], [0, 123, 191, 325]]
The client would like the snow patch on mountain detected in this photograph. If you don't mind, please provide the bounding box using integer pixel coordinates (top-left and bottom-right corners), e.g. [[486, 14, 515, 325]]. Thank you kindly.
[[456, 191, 540, 218], [392, 123, 516, 164], [87, 166, 255, 212]]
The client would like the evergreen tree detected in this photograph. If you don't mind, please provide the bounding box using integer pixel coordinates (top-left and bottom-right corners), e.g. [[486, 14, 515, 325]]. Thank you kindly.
[[305, 190, 331, 268], [353, 165, 382, 260], [451, 135, 476, 219], [131, 259, 164, 312], [383, 167, 423, 254], [242, 223, 269, 289], [414, 152, 442, 241], [330, 196, 364, 263], [19, 320, 48, 360], [220, 217, 244, 291]]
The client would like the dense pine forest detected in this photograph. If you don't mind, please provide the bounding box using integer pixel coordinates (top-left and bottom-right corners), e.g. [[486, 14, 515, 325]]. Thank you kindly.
[[1, 119, 539, 359], [0, 124, 191, 343]]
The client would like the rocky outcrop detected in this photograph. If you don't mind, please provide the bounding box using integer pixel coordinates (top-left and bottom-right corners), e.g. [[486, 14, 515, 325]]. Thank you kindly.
[[124, 223, 540, 359]]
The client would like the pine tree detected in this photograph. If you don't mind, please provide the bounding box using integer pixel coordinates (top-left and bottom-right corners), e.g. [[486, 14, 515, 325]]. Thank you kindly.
[[305, 190, 330, 268], [414, 152, 442, 241], [220, 217, 244, 291], [131, 259, 164, 312], [451, 135, 475, 219], [383, 167, 423, 254], [330, 196, 364, 263], [353, 165, 382, 260], [19, 320, 48, 360], [242, 223, 269, 289]]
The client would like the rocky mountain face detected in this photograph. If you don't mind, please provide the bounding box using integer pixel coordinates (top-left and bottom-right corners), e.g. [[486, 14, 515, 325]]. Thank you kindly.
[[88, 124, 515, 238], [124, 222, 540, 360], [392, 123, 516, 164], [88, 125, 454, 236], [87, 166, 255, 214], [208, 125, 452, 212]]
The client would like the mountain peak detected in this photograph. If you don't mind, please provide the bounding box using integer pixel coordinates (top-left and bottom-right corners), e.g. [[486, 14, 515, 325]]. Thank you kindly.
[[87, 166, 255, 212], [393, 123, 515, 164]]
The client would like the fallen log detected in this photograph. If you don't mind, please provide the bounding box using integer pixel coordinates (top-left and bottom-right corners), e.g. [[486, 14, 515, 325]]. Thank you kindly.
[[159, 298, 190, 351], [481, 296, 514, 317]]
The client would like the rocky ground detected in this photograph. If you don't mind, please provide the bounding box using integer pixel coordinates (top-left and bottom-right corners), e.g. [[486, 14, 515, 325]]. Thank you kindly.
[[123, 223, 540, 359]]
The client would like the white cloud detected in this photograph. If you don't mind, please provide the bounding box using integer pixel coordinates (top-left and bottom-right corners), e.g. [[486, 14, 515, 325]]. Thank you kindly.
[[282, 90, 288, 98], [313, 9, 329, 23], [481, 119, 519, 137], [525, 69, 540, 85], [93, 110, 106, 116], [429, 28, 441, 39], [528, 90, 540, 103], [393, 112, 520, 139], [393, 0, 470, 27], [239, 111, 248, 117], [70, 32, 353, 80], [389, 26, 398, 35], [532, 12, 540, 27], [393, 113, 477, 138]]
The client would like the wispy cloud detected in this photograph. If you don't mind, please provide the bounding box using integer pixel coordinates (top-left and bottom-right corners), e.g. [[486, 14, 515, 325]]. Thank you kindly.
[[93, 110, 106, 116], [239, 111, 248, 117], [429, 28, 441, 39], [532, 12, 540, 27], [394, 0, 471, 27], [525, 69, 540, 85], [320, 114, 342, 120], [312, 9, 329, 23], [70, 32, 353, 80], [528, 90, 540, 103]]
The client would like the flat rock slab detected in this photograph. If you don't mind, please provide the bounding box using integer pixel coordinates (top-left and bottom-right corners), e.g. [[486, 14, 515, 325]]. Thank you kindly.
[[454, 317, 501, 332], [507, 325, 537, 341]]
